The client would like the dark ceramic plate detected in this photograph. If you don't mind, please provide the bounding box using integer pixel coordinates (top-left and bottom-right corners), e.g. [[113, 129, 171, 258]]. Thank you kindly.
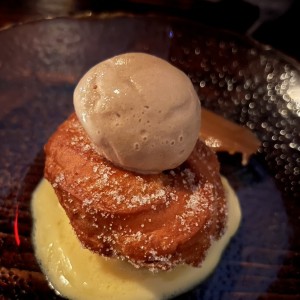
[[0, 13, 299, 300]]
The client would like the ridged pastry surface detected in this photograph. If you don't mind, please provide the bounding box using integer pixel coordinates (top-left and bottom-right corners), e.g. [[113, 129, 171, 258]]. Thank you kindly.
[[44, 113, 227, 271]]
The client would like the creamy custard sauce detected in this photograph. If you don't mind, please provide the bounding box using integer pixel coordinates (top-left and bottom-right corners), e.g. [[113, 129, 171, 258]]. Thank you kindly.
[[31, 177, 241, 300]]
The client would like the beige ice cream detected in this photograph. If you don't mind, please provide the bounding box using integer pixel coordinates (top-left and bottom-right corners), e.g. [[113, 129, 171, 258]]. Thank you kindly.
[[74, 53, 201, 174]]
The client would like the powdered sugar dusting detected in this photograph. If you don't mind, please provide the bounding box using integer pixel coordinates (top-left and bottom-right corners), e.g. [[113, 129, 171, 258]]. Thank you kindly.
[[129, 189, 166, 208], [45, 115, 228, 271], [52, 173, 65, 188]]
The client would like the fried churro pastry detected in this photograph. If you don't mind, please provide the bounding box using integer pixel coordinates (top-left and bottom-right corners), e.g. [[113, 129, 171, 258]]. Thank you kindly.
[[44, 113, 226, 271]]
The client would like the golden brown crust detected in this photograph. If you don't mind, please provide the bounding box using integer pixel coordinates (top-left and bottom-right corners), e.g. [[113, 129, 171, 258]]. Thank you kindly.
[[44, 113, 227, 271]]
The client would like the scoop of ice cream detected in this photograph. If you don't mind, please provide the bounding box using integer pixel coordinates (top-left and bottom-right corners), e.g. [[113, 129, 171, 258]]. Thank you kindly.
[[74, 52, 201, 174]]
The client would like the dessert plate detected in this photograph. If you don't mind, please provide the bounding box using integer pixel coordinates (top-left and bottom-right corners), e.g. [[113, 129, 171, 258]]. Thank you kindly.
[[0, 13, 299, 299]]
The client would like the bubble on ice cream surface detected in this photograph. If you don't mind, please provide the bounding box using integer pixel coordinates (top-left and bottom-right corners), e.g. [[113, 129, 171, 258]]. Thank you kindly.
[[74, 53, 201, 173]]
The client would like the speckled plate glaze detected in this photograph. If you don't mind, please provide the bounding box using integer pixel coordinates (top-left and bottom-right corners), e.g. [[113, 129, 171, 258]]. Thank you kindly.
[[0, 14, 299, 300]]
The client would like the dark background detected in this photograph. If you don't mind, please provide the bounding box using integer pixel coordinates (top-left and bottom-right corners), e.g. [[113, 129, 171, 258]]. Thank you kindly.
[[0, 0, 299, 63]]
